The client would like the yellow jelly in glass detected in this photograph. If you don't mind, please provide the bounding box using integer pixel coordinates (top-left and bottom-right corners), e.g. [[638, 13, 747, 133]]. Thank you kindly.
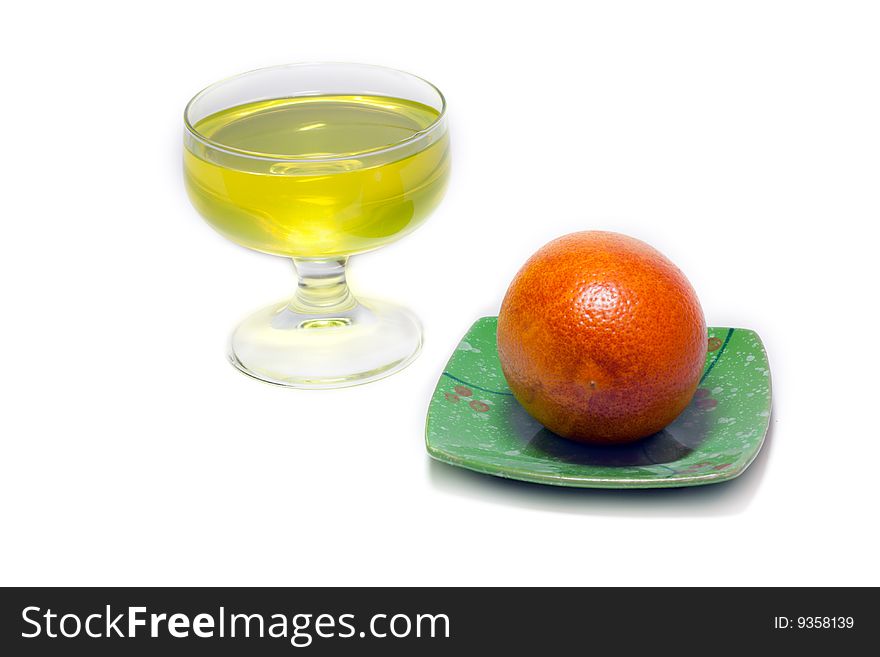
[[184, 95, 449, 257], [183, 64, 449, 388]]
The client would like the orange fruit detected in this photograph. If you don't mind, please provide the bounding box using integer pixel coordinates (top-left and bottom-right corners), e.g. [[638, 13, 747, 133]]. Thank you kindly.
[[497, 231, 707, 444]]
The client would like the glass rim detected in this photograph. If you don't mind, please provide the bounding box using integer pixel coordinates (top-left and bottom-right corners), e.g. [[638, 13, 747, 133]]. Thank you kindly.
[[183, 62, 447, 163]]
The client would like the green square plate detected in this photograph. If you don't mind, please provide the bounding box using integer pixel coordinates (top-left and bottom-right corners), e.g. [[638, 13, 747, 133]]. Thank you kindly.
[[426, 317, 771, 488]]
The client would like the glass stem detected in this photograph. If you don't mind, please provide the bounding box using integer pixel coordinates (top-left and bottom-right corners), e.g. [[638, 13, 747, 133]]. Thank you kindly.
[[290, 257, 357, 315]]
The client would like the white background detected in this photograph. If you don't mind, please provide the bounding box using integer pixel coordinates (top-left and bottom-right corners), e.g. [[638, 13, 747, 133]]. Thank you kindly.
[[2, 1, 878, 586]]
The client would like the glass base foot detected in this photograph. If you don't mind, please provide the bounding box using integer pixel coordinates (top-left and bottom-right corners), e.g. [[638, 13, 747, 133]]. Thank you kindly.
[[228, 296, 422, 389]]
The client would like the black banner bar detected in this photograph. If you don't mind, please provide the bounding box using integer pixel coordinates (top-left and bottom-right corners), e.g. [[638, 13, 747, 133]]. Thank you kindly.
[[0, 587, 874, 655]]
